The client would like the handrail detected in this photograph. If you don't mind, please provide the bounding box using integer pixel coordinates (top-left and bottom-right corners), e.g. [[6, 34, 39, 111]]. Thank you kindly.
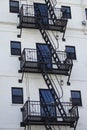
[[19, 4, 63, 19], [21, 100, 79, 122], [21, 48, 68, 63]]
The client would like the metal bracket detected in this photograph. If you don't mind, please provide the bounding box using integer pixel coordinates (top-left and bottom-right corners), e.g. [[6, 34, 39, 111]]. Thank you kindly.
[[18, 72, 24, 83], [62, 28, 66, 41], [67, 66, 73, 86], [17, 28, 22, 38], [62, 21, 68, 41], [74, 120, 78, 130]]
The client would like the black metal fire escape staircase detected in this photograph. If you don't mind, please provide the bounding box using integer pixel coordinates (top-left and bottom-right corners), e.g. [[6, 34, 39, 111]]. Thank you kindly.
[[35, 1, 77, 130], [34, 0, 72, 121], [19, 1, 78, 130]]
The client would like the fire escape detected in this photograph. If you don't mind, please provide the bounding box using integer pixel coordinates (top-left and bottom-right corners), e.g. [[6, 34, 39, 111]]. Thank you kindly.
[[18, 0, 79, 130]]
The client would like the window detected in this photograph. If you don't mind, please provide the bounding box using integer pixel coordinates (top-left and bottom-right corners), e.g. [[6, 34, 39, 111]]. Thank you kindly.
[[36, 43, 52, 69], [71, 90, 82, 106], [65, 46, 76, 60], [61, 6, 71, 19], [10, 0, 19, 13], [39, 89, 56, 120], [10, 41, 21, 55], [34, 3, 48, 25], [85, 8, 87, 19], [12, 88, 23, 104]]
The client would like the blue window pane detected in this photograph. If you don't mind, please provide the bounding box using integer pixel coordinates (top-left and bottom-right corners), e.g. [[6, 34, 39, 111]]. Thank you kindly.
[[37, 43, 52, 69], [10, 1, 19, 7], [12, 88, 23, 104], [38, 4, 48, 16], [66, 47, 75, 53], [11, 48, 21, 55], [71, 91, 80, 99], [11, 41, 21, 55], [12, 88, 23, 96], [10, 1, 19, 13], [66, 8, 70, 13], [11, 42, 21, 49], [40, 89, 54, 103], [12, 96, 23, 104], [40, 89, 56, 118], [61, 6, 71, 19], [71, 91, 82, 106], [34, 3, 48, 25], [65, 46, 76, 60], [62, 6, 71, 13], [72, 99, 81, 104]]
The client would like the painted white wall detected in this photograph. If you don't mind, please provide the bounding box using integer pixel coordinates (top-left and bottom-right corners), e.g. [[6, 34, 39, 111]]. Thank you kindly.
[[0, 0, 87, 130]]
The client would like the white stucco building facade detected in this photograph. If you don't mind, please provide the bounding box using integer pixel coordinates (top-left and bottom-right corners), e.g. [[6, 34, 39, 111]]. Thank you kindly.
[[0, 0, 87, 130]]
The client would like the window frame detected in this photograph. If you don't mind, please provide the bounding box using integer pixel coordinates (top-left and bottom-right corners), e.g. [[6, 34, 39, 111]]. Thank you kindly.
[[34, 3, 49, 25], [36, 43, 52, 69], [10, 0, 19, 13], [61, 6, 71, 19], [10, 41, 21, 56], [85, 8, 87, 19], [71, 90, 82, 106], [65, 45, 76, 60], [12, 87, 23, 104], [39, 89, 57, 120]]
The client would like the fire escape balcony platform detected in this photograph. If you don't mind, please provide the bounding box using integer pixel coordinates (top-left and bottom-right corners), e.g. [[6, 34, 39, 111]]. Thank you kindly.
[[20, 101, 79, 127], [18, 4, 68, 32], [19, 48, 73, 76]]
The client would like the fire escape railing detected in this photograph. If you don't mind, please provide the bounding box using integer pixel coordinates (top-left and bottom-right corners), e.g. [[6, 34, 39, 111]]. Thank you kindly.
[[18, 4, 64, 24], [21, 100, 79, 125], [20, 48, 68, 62], [19, 48, 73, 70], [17, 4, 68, 38], [19, 47, 73, 84], [19, 4, 63, 19]]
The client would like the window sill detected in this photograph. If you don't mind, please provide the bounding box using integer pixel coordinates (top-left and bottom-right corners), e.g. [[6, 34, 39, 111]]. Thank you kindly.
[[9, 55, 20, 57], [11, 103, 23, 106]]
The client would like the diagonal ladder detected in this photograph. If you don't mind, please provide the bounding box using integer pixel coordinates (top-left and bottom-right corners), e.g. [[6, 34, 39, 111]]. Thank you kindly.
[[42, 68, 67, 120], [44, 0, 68, 41], [44, 0, 57, 25], [38, 22, 61, 68]]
